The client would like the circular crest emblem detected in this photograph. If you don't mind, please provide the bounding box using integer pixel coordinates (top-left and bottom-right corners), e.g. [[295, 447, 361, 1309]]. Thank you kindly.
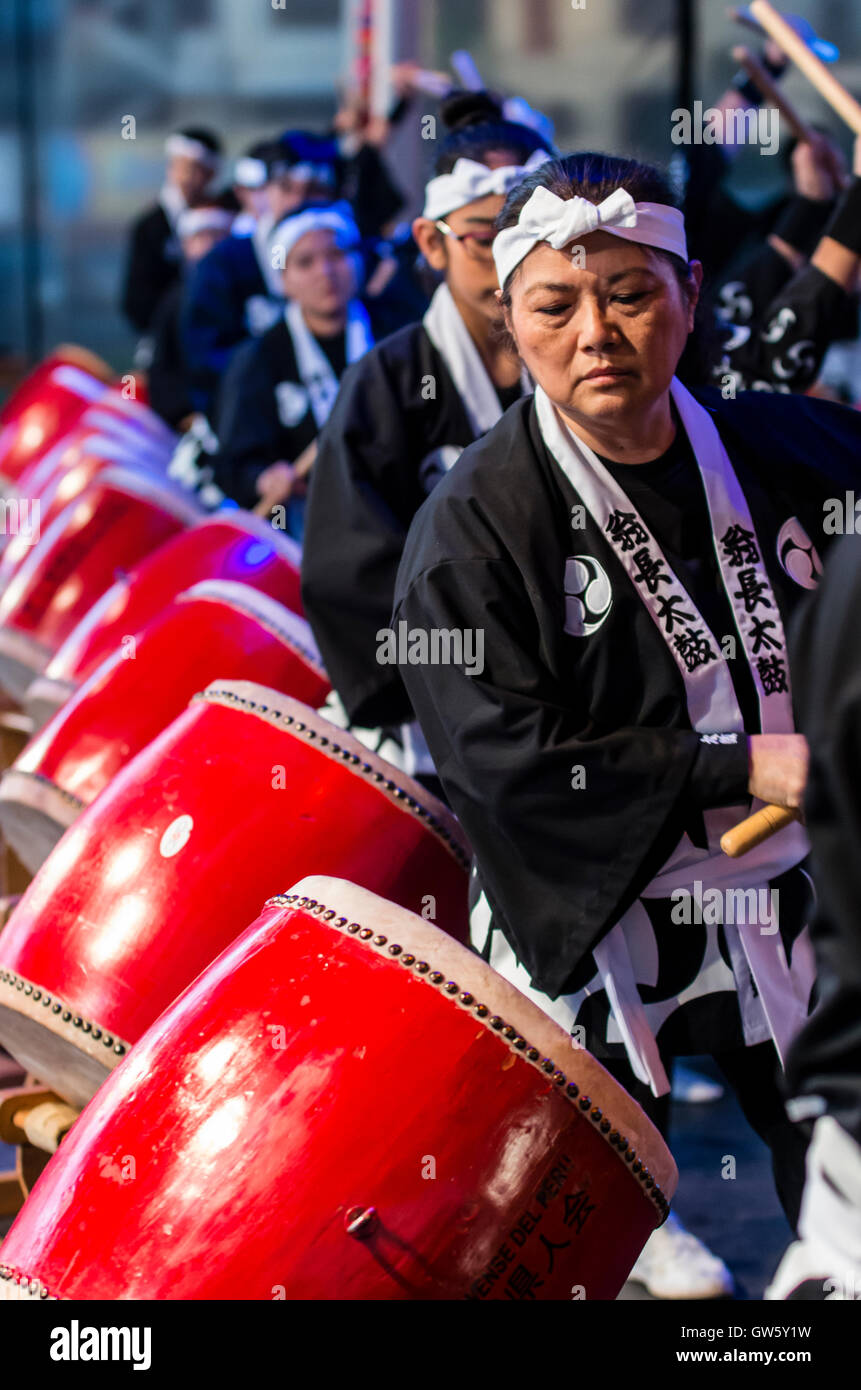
[[777, 516, 822, 590], [564, 555, 613, 636]]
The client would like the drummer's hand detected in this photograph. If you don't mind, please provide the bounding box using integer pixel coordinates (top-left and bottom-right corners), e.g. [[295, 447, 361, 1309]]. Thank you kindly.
[[853, 134, 861, 179], [763, 38, 790, 73], [792, 132, 849, 200], [255, 461, 296, 506], [747, 734, 808, 814]]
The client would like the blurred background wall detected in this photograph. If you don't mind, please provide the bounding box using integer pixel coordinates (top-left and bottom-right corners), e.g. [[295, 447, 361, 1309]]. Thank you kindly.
[[2, 0, 860, 372]]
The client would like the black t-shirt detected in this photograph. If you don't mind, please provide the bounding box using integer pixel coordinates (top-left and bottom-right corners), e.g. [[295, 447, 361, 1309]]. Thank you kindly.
[[494, 380, 524, 413], [314, 329, 348, 379]]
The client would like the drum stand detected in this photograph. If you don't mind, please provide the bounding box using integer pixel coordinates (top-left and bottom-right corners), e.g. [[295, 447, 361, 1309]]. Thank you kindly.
[[0, 1083, 80, 1215]]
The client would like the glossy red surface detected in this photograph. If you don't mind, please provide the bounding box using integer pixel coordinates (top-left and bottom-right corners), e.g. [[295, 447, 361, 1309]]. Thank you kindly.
[[15, 585, 330, 808], [40, 515, 305, 691], [0, 469, 197, 650], [0, 884, 661, 1300], [0, 686, 469, 1063], [0, 357, 113, 484]]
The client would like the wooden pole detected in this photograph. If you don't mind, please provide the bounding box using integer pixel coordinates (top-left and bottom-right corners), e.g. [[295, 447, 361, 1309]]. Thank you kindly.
[[731, 45, 813, 141], [750, 0, 861, 135]]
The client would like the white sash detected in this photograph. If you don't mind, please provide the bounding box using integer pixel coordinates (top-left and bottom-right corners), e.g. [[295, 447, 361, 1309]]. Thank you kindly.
[[422, 283, 531, 438], [284, 299, 374, 431], [535, 378, 814, 1093]]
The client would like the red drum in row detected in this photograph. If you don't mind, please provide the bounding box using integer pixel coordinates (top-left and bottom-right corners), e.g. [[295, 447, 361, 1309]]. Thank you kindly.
[[0, 467, 200, 702], [0, 349, 115, 489], [0, 435, 168, 577], [0, 582, 331, 871], [13, 399, 173, 511], [74, 386, 175, 455], [0, 681, 470, 1107], [0, 877, 676, 1301], [26, 513, 304, 726]]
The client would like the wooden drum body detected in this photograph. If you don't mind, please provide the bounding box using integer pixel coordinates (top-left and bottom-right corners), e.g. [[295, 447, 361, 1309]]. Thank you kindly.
[[0, 582, 331, 871], [25, 513, 304, 726], [0, 468, 199, 702], [0, 877, 676, 1301], [0, 682, 469, 1107]]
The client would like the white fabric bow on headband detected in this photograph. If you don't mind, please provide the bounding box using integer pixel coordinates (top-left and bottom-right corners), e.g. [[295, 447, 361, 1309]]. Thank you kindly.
[[493, 184, 689, 288], [422, 150, 552, 221]]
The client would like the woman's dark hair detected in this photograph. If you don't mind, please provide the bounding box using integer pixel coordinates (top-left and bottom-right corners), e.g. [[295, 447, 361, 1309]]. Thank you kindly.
[[495, 151, 721, 387], [434, 90, 555, 176]]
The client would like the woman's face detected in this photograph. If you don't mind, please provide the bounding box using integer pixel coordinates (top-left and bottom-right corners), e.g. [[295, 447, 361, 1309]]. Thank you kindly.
[[281, 228, 356, 319], [505, 230, 702, 428]]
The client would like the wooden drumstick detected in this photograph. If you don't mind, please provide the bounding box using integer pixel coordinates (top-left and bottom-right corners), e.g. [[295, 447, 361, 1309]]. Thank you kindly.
[[749, 1, 861, 136], [720, 803, 799, 857], [731, 45, 813, 142], [253, 439, 318, 518]]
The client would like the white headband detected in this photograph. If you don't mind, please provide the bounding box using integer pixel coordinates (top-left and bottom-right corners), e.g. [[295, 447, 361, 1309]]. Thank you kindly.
[[233, 156, 267, 189], [269, 202, 360, 267], [165, 134, 220, 170], [177, 207, 234, 240], [422, 150, 552, 221], [493, 185, 689, 288]]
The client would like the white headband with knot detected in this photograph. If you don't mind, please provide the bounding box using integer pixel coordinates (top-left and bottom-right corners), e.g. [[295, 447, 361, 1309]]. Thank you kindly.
[[422, 150, 552, 221], [164, 133, 220, 170], [269, 201, 360, 268], [493, 185, 689, 288]]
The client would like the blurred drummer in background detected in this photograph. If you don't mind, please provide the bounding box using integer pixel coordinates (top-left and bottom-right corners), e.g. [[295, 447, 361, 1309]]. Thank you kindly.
[[120, 126, 223, 342]]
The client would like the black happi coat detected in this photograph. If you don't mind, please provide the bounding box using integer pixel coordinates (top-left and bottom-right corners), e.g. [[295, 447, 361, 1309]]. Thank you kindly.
[[121, 204, 181, 335], [393, 388, 861, 999], [302, 321, 507, 728], [786, 531, 861, 1144], [214, 315, 345, 509]]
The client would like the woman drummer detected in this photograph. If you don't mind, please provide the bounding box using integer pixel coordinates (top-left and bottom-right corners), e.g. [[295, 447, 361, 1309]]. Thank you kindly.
[[392, 151, 861, 1236]]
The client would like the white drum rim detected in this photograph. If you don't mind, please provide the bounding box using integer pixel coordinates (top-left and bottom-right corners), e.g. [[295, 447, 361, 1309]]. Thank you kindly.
[[0, 628, 52, 702], [198, 680, 471, 871], [0, 768, 83, 873], [0, 953, 127, 1110], [202, 507, 303, 569], [91, 465, 201, 525], [23, 674, 77, 730], [280, 874, 678, 1207], [177, 581, 324, 674]]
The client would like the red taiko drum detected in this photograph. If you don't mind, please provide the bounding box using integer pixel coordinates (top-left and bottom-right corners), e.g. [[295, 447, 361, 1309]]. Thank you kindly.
[[0, 876, 677, 1301], [1, 435, 170, 577], [0, 582, 331, 870], [13, 401, 173, 511], [0, 352, 115, 489], [74, 386, 176, 455], [0, 467, 200, 701], [0, 682, 470, 1106], [25, 513, 304, 725]]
